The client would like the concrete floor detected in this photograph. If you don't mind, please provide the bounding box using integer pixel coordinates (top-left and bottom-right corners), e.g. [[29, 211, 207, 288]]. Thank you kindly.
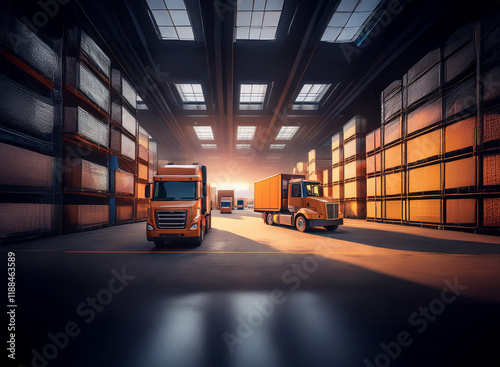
[[2, 209, 500, 367]]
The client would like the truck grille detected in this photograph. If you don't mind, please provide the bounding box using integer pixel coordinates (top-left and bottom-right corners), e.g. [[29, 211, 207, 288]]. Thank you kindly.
[[156, 211, 187, 229], [326, 203, 338, 220]]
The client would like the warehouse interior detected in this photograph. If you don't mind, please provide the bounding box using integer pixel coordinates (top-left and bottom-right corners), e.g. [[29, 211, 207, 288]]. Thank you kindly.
[[1, 0, 500, 366]]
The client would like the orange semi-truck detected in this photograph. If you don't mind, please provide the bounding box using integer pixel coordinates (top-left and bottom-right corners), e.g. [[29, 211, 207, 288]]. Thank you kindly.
[[218, 190, 235, 209], [145, 164, 211, 246], [254, 173, 343, 232], [220, 197, 233, 213]]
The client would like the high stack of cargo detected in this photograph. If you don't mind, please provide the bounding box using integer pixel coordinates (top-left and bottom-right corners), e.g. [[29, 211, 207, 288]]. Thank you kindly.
[[110, 68, 137, 224], [307, 149, 330, 183], [296, 162, 307, 175], [381, 78, 406, 223], [366, 128, 382, 220], [149, 139, 158, 183], [62, 28, 111, 232], [343, 116, 367, 218], [366, 14, 500, 233], [0, 11, 61, 241], [135, 124, 150, 221], [331, 132, 344, 210]]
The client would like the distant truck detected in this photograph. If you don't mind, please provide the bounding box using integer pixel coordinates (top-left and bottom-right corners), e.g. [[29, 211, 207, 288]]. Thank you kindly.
[[145, 164, 211, 246], [220, 197, 233, 213], [236, 198, 246, 209], [218, 190, 235, 209], [254, 173, 343, 232]]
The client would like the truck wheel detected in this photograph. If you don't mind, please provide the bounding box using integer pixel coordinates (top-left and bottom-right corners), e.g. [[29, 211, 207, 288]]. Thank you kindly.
[[324, 225, 339, 231], [207, 215, 211, 231], [295, 215, 309, 232], [266, 212, 274, 225], [194, 223, 204, 246]]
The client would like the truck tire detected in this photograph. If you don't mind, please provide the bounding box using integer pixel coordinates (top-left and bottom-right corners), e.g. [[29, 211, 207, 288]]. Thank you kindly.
[[206, 215, 211, 231], [295, 215, 309, 232], [194, 223, 204, 246], [266, 212, 274, 225], [324, 225, 339, 231]]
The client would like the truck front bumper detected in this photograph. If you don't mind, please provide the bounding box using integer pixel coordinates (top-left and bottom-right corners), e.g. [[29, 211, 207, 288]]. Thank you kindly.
[[308, 218, 343, 227]]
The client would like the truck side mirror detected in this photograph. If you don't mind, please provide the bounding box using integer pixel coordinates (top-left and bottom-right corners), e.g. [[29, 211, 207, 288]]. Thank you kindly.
[[145, 184, 151, 199]]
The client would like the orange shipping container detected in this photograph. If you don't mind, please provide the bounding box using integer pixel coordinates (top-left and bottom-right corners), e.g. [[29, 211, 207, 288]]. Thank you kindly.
[[331, 132, 343, 151], [332, 149, 343, 166], [344, 180, 366, 199], [366, 153, 381, 174], [407, 129, 441, 164], [367, 200, 381, 219], [332, 166, 343, 183], [344, 160, 366, 180], [366, 128, 380, 153], [332, 183, 344, 200], [407, 98, 442, 135], [367, 176, 382, 197], [445, 157, 475, 189], [384, 118, 401, 144], [384, 144, 403, 169], [483, 198, 500, 227], [384, 200, 406, 220], [138, 163, 148, 181], [484, 113, 500, 144], [385, 172, 403, 196], [409, 199, 441, 223], [483, 154, 500, 186], [409, 164, 441, 193], [446, 199, 476, 224], [445, 117, 476, 153], [0, 203, 54, 234], [64, 205, 109, 229]]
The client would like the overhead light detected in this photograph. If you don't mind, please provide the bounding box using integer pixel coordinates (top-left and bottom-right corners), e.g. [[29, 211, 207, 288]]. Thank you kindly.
[[293, 83, 331, 110], [269, 144, 286, 149], [236, 144, 251, 150], [275, 126, 299, 140], [239, 84, 268, 110], [321, 0, 382, 43], [201, 144, 217, 149], [237, 126, 256, 140], [235, 0, 284, 40], [193, 126, 214, 140], [266, 155, 282, 159], [146, 0, 195, 41]]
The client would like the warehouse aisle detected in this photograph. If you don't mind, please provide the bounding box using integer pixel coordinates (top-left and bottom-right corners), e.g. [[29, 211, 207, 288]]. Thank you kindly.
[[2, 210, 499, 367]]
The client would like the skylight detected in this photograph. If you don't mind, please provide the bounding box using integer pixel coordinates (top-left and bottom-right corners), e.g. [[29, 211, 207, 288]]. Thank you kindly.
[[235, 0, 284, 40], [237, 126, 256, 140], [193, 126, 214, 140], [175, 84, 206, 110], [270, 144, 286, 149], [146, 0, 195, 41], [321, 0, 382, 43], [236, 144, 252, 150], [293, 84, 331, 110], [239, 84, 268, 110], [275, 126, 299, 140], [137, 96, 148, 110], [201, 144, 217, 149]]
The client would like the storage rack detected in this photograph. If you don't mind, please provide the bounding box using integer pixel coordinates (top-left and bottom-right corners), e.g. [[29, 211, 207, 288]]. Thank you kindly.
[[343, 116, 367, 219], [331, 132, 344, 214], [0, 12, 62, 241]]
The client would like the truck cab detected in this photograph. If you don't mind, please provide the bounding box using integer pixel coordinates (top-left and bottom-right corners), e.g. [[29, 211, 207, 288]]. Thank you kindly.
[[236, 199, 245, 209], [220, 197, 233, 213], [145, 164, 211, 246]]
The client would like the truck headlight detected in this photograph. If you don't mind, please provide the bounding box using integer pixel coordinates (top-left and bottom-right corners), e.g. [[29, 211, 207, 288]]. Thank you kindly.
[[147, 224, 154, 230], [190, 223, 198, 230]]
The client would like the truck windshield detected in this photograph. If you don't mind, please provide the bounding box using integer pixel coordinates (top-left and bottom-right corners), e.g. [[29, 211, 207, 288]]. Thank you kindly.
[[237, 200, 244, 205], [153, 181, 197, 201], [302, 182, 322, 197], [221, 201, 231, 208]]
